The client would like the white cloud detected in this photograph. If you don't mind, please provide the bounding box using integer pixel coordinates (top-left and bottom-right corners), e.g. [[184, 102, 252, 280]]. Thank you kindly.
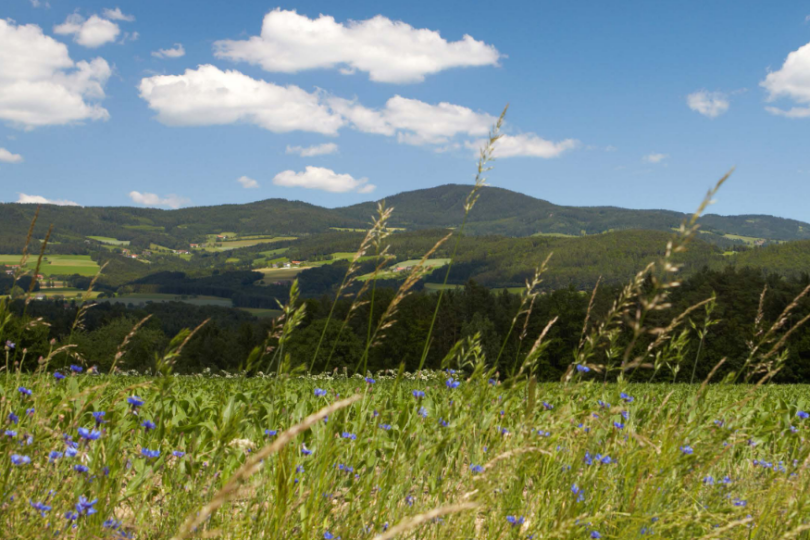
[[152, 43, 185, 59], [0, 20, 111, 128], [687, 90, 730, 118], [237, 175, 259, 189], [138, 65, 344, 135], [285, 142, 338, 157], [213, 9, 501, 84], [0, 148, 23, 163], [642, 153, 668, 164], [54, 14, 120, 48], [273, 166, 374, 193], [102, 8, 135, 22], [329, 95, 495, 145], [128, 191, 189, 209], [465, 133, 579, 158], [17, 193, 80, 206], [761, 41, 810, 118]]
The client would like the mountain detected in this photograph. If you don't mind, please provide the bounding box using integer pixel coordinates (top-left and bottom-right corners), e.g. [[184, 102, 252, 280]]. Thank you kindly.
[[2, 184, 807, 248]]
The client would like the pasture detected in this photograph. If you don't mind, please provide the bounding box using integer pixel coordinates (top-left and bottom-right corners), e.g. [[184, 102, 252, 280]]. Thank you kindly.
[[2, 372, 810, 539], [87, 236, 130, 246], [96, 293, 233, 308], [0, 254, 101, 276]]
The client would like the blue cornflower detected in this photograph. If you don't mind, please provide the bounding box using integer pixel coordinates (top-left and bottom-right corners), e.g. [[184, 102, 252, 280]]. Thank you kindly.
[[301, 444, 313, 456], [296, 465, 304, 473], [74, 464, 89, 473], [506, 515, 525, 527], [5, 340, 14, 349], [4, 430, 16, 437], [70, 365, 83, 373], [26, 407, 35, 416], [104, 519, 123, 530], [8, 412, 19, 424], [365, 377, 375, 384], [78, 427, 101, 441], [613, 422, 625, 430], [173, 450, 185, 458], [18, 387, 32, 397], [733, 498, 747, 507], [680, 445, 694, 455], [542, 401, 553, 410], [30, 500, 52, 516], [591, 532, 602, 539], [439, 418, 448, 427], [405, 495, 414, 506], [620, 392, 634, 403], [488, 378, 497, 385], [141, 420, 156, 431], [379, 423, 392, 431], [127, 396, 144, 408], [265, 429, 278, 437], [412, 390, 425, 398], [791, 425, 799, 433], [598, 400, 611, 409], [703, 476, 715, 485], [11, 454, 31, 466], [417, 407, 428, 418], [141, 448, 160, 459], [65, 447, 79, 458], [324, 532, 338, 539], [54, 372, 66, 380], [470, 464, 484, 474], [314, 388, 327, 397], [797, 411, 809, 420], [75, 496, 97, 516], [49, 450, 63, 461], [92, 411, 106, 425], [576, 364, 590, 373], [341, 432, 357, 440], [65, 511, 79, 521], [621, 410, 629, 420], [445, 378, 460, 389]]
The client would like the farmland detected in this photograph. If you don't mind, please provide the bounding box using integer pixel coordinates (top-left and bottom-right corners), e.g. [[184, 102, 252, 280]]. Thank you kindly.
[[3, 371, 810, 539], [96, 293, 233, 308], [0, 254, 100, 276]]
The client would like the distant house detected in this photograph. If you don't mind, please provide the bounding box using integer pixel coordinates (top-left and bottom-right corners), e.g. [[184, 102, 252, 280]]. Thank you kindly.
[[122, 248, 130, 254], [190, 243, 199, 248], [394, 266, 407, 272], [291, 261, 302, 266], [283, 262, 291, 268], [130, 254, 138, 259]]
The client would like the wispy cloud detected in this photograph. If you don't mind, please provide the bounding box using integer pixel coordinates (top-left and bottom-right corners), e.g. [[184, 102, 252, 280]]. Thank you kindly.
[[687, 90, 730, 118], [152, 43, 185, 59], [17, 193, 80, 206], [237, 176, 259, 189], [102, 8, 135, 22], [128, 191, 189, 208], [642, 153, 668, 164], [286, 143, 338, 157]]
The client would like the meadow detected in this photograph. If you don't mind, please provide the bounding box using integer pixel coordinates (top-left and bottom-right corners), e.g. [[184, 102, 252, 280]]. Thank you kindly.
[[0, 254, 101, 277]]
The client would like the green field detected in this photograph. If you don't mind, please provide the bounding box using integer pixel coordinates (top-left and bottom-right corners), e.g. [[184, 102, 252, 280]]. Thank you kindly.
[[0, 254, 100, 276], [359, 258, 451, 281], [87, 236, 130, 246], [255, 266, 310, 283], [3, 373, 810, 539], [238, 307, 283, 318], [96, 293, 233, 307], [202, 236, 297, 252]]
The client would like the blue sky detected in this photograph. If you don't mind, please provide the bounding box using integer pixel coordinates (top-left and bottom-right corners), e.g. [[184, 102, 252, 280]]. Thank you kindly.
[[1, 1, 809, 221]]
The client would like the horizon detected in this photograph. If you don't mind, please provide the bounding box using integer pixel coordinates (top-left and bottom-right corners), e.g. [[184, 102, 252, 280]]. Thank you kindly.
[[1, 1, 810, 222]]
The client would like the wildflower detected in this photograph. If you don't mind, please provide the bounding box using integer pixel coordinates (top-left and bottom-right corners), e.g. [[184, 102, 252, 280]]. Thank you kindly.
[[11, 454, 31, 466], [75, 495, 97, 516], [127, 396, 144, 409], [412, 390, 426, 398], [296, 465, 304, 473], [439, 418, 448, 427], [65, 511, 79, 521], [379, 423, 392, 431], [470, 464, 484, 474], [172, 450, 185, 458], [70, 365, 83, 373], [680, 445, 694, 455], [301, 444, 313, 456], [405, 495, 414, 506], [488, 378, 497, 385], [620, 392, 634, 403], [791, 425, 799, 433], [613, 422, 624, 430], [733, 498, 747, 507], [30, 500, 52, 517], [365, 377, 375, 384], [141, 420, 156, 431], [341, 432, 357, 440], [92, 411, 106, 425], [49, 450, 63, 461], [54, 372, 66, 380], [621, 410, 629, 420], [314, 388, 327, 397], [797, 411, 809, 420], [78, 428, 101, 441], [8, 412, 19, 424], [74, 464, 89, 473], [4, 430, 16, 437], [65, 447, 79, 458], [18, 387, 32, 397], [265, 429, 278, 437], [141, 448, 160, 459], [506, 515, 525, 527], [104, 519, 123, 530], [591, 532, 602, 539], [26, 407, 35, 416], [5, 340, 14, 349], [572, 484, 585, 502], [445, 378, 460, 389], [703, 476, 715, 485], [418, 407, 428, 418], [598, 400, 611, 409], [576, 364, 590, 373], [542, 402, 553, 410]]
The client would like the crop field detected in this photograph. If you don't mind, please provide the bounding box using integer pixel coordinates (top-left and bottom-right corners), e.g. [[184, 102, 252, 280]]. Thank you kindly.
[[3, 371, 810, 540], [0, 255, 101, 276]]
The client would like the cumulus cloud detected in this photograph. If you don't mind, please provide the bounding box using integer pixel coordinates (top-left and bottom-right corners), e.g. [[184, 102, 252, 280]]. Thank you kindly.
[[128, 191, 189, 209], [329, 95, 495, 145], [643, 153, 668, 164], [102, 8, 135, 22], [152, 43, 185, 59], [138, 65, 344, 134], [286, 142, 338, 157], [0, 20, 111, 128], [761, 41, 810, 118], [687, 90, 730, 118], [273, 166, 374, 193], [17, 193, 80, 206], [213, 9, 500, 84], [237, 175, 259, 189], [0, 148, 23, 163], [54, 14, 120, 48], [465, 133, 579, 158]]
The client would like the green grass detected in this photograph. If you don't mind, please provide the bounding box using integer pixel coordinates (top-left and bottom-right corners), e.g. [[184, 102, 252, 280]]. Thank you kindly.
[[238, 307, 283, 318], [203, 236, 297, 252], [97, 293, 233, 307], [87, 236, 130, 246], [358, 258, 450, 281], [722, 233, 782, 246], [0, 254, 100, 276]]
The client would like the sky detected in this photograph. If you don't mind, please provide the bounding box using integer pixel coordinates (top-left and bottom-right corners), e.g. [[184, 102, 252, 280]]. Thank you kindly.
[[1, 1, 810, 221]]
